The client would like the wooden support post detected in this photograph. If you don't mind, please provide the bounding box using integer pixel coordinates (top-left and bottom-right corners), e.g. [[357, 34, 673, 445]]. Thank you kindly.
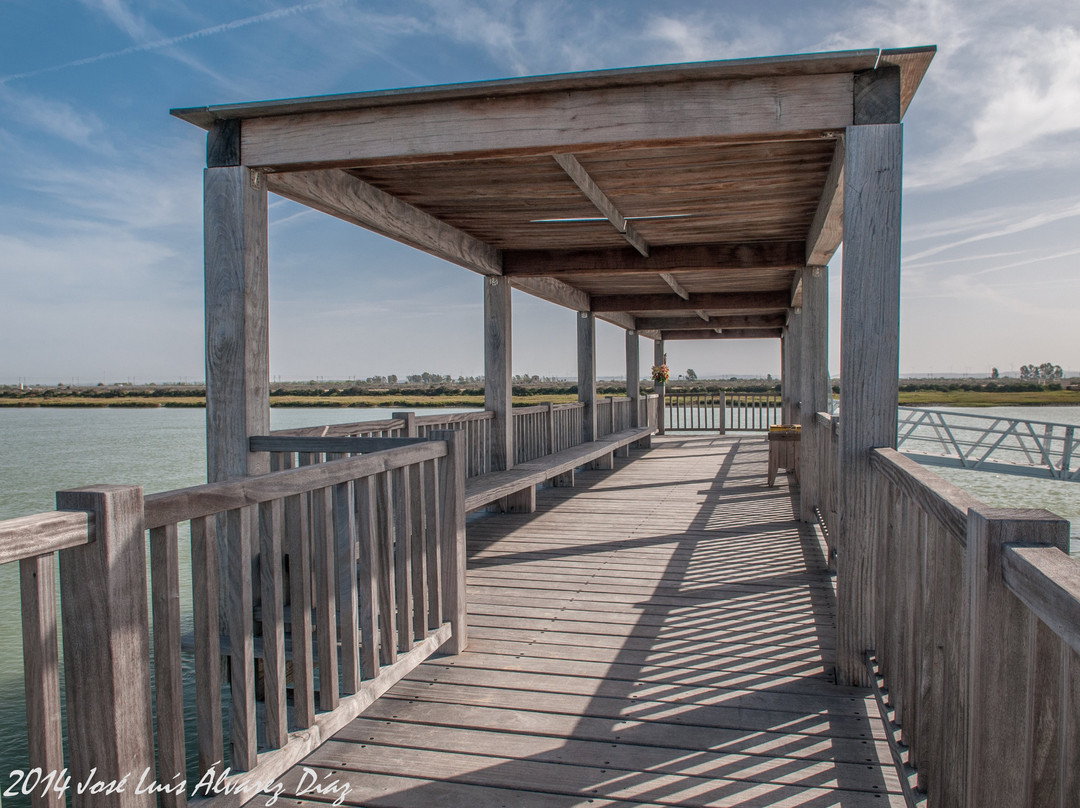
[[432, 430, 467, 654], [205, 164, 269, 635], [837, 122, 903, 686], [800, 266, 829, 522], [551, 469, 575, 487], [393, 411, 417, 437], [485, 276, 513, 471], [965, 508, 1070, 808], [654, 339, 666, 435], [592, 451, 615, 470], [626, 330, 640, 427], [56, 485, 154, 808], [578, 311, 597, 442]]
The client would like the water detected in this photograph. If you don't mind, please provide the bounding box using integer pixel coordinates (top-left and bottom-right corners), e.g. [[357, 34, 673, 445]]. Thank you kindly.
[[0, 406, 473, 798], [0, 405, 1076, 791]]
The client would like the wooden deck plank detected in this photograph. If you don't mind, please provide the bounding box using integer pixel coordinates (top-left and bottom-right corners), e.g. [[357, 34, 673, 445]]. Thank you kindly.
[[264, 435, 903, 807]]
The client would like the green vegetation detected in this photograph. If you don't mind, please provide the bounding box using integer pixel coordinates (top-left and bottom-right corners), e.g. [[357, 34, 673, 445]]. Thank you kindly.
[[2, 376, 1077, 408]]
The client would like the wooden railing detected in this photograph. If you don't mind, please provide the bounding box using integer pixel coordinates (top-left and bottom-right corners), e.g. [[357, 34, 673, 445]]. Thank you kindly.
[[811, 411, 840, 562], [511, 402, 587, 464], [725, 392, 781, 431], [663, 391, 781, 432], [0, 434, 468, 808], [868, 447, 1080, 806], [595, 396, 632, 438], [272, 411, 494, 478]]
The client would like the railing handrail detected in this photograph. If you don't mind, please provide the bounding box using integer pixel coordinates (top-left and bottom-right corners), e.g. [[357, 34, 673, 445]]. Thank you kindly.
[[145, 442, 446, 529], [869, 448, 981, 544], [414, 410, 492, 425], [1001, 543, 1080, 656], [0, 510, 94, 565], [271, 417, 405, 437]]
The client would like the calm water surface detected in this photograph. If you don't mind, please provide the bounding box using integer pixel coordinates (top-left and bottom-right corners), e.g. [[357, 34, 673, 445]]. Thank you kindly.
[[0, 405, 1077, 789]]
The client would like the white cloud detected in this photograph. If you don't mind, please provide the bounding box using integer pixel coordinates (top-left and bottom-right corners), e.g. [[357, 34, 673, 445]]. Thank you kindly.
[[0, 86, 106, 149]]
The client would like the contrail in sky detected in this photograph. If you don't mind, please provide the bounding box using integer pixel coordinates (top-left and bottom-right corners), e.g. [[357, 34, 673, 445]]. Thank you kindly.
[[0, 0, 345, 85]]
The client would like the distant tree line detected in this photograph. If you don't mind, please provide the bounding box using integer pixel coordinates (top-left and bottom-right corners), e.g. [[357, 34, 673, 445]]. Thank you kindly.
[[1018, 362, 1064, 381]]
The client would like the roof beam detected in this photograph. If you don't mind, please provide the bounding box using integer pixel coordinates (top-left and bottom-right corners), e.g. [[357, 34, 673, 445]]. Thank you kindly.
[[238, 73, 855, 170], [503, 241, 805, 277], [790, 272, 803, 308], [661, 328, 783, 340], [694, 310, 710, 322], [591, 290, 789, 313], [553, 154, 649, 257], [266, 169, 503, 276], [805, 137, 844, 265], [508, 277, 635, 331], [636, 314, 786, 331], [659, 273, 690, 300]]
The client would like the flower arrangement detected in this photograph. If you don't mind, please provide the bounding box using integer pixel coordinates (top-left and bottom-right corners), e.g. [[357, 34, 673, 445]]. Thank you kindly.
[[651, 364, 669, 385]]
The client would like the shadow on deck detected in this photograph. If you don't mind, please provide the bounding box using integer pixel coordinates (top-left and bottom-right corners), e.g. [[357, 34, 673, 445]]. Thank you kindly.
[[266, 435, 906, 807]]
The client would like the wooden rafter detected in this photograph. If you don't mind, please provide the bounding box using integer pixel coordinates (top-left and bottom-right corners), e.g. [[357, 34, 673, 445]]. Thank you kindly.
[[591, 290, 789, 313], [805, 138, 844, 266], [502, 241, 805, 277], [553, 154, 649, 257], [694, 310, 710, 322], [636, 314, 785, 331], [661, 328, 783, 340], [267, 170, 502, 276], [659, 273, 690, 300]]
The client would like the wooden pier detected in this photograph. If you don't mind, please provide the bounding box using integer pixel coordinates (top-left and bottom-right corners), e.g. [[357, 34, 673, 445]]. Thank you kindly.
[[267, 434, 906, 807]]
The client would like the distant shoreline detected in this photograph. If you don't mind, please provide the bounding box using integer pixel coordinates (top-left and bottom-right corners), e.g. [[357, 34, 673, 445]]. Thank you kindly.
[[3, 391, 1079, 408]]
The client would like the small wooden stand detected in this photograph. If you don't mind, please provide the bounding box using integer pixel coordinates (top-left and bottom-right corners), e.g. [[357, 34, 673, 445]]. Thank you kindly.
[[767, 427, 801, 486]]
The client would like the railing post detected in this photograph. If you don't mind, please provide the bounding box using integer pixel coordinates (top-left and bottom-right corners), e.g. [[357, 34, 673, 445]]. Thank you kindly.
[[546, 402, 556, 456], [653, 340, 666, 435], [56, 485, 154, 808], [964, 507, 1071, 808], [431, 430, 467, 654], [393, 411, 417, 438]]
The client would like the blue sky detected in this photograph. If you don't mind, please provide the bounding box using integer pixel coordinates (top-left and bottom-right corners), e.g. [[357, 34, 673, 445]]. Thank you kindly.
[[2, 0, 1078, 384]]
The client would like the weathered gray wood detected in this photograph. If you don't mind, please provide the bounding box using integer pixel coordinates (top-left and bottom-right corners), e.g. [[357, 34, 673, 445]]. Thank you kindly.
[[806, 139, 844, 265], [653, 339, 666, 435], [0, 510, 92, 565], [392, 410, 418, 438], [870, 449, 978, 543], [56, 485, 154, 808], [578, 311, 597, 443], [503, 241, 804, 276], [250, 435, 425, 453], [836, 122, 902, 686], [375, 472, 398, 664], [225, 507, 257, 770], [149, 523, 187, 803], [799, 266, 829, 522], [392, 465, 414, 652], [424, 460, 443, 629], [433, 430, 467, 654], [965, 507, 1070, 808], [206, 119, 240, 167], [1003, 545, 1080, 656], [355, 477, 381, 679], [189, 515, 224, 770], [626, 330, 640, 428], [19, 554, 64, 808], [553, 153, 649, 256], [635, 314, 786, 331], [1063, 648, 1080, 806], [267, 169, 502, 276], [660, 327, 784, 340], [311, 488, 339, 711], [258, 498, 288, 747], [144, 441, 446, 529], [409, 463, 429, 639], [237, 73, 854, 169], [592, 290, 789, 313], [283, 489, 314, 727], [333, 481, 361, 693], [204, 166, 269, 485], [485, 276, 513, 472]]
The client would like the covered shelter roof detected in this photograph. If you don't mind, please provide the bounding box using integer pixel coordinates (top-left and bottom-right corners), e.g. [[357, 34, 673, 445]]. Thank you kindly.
[[173, 46, 934, 341]]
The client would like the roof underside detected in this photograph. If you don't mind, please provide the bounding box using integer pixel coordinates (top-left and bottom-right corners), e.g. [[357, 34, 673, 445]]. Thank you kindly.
[[175, 47, 934, 340]]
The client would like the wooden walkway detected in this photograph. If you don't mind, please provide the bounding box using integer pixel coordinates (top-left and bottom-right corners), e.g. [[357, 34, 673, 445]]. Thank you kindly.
[[268, 435, 907, 807]]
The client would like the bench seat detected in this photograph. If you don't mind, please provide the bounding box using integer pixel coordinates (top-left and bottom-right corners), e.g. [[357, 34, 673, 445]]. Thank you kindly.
[[464, 426, 653, 513]]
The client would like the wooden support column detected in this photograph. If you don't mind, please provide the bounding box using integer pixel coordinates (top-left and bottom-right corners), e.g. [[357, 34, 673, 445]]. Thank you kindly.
[[204, 164, 270, 483], [837, 122, 903, 686], [653, 339, 666, 435], [484, 276, 513, 471], [626, 330, 640, 428], [57, 485, 154, 808], [800, 266, 830, 523], [578, 311, 597, 442], [204, 157, 269, 636], [432, 430, 467, 655]]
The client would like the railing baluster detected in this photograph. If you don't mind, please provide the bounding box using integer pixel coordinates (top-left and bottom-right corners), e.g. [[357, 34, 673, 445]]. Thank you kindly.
[[259, 498, 288, 747], [375, 472, 398, 663], [190, 515, 224, 770], [333, 481, 360, 694], [149, 523, 187, 803], [355, 477, 380, 680]]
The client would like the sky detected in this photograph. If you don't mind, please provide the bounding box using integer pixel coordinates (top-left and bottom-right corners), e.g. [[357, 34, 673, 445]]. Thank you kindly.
[[1, 0, 1079, 384]]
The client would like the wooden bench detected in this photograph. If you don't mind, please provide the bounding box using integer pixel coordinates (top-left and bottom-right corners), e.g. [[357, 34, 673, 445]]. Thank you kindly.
[[465, 426, 654, 513]]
